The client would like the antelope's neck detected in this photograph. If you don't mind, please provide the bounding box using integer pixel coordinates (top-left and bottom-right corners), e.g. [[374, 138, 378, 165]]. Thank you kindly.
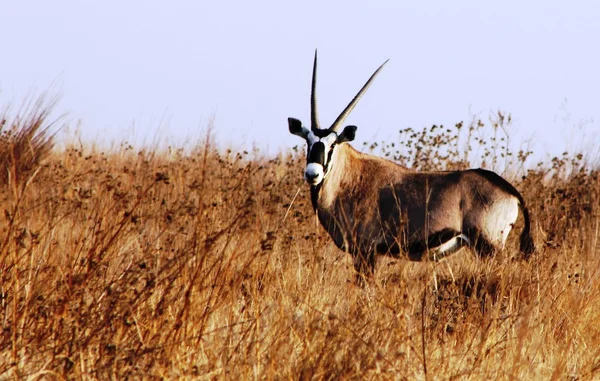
[[310, 144, 356, 211]]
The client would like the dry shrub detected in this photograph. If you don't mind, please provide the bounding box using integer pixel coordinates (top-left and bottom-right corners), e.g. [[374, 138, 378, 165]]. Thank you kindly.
[[0, 106, 599, 379], [0, 95, 57, 186]]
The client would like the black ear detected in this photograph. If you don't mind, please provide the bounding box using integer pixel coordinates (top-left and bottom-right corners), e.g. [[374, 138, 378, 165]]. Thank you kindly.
[[337, 125, 357, 143], [288, 118, 309, 138]]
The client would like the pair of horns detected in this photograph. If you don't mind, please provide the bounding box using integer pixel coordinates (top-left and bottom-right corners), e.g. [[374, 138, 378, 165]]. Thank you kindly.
[[310, 50, 388, 133]]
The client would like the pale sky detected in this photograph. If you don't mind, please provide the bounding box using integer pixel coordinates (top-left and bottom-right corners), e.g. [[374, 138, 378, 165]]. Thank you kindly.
[[1, 1, 599, 160]]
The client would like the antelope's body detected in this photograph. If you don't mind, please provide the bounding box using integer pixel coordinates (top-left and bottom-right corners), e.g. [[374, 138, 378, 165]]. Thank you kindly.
[[289, 52, 535, 281]]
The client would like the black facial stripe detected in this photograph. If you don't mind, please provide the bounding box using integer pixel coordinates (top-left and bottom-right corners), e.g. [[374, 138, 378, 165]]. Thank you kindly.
[[324, 143, 336, 173], [308, 142, 326, 165]]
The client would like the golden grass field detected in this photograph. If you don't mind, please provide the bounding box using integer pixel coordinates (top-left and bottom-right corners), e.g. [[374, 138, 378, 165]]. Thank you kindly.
[[1, 101, 599, 380]]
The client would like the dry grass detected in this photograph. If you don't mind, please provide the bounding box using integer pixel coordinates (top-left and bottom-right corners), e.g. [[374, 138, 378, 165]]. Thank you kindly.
[[1, 95, 57, 187], [1, 105, 599, 380]]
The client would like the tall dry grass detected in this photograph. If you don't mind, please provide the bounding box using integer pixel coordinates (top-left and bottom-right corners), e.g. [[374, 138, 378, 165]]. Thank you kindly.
[[0, 104, 599, 380]]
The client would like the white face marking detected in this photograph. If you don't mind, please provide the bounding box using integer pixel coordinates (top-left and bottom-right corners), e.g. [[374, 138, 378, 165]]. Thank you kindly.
[[304, 131, 338, 186], [321, 133, 337, 146], [305, 163, 324, 185]]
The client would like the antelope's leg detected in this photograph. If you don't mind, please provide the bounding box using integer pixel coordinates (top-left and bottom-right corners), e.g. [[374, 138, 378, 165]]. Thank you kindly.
[[352, 250, 376, 285], [428, 234, 470, 261], [463, 228, 500, 258], [408, 229, 469, 261], [473, 234, 497, 257]]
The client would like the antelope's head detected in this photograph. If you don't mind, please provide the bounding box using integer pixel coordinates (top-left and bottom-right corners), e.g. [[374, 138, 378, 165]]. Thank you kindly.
[[288, 51, 388, 186]]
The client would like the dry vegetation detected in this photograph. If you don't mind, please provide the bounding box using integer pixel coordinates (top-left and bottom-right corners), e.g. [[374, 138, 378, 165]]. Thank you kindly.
[[1, 102, 599, 380]]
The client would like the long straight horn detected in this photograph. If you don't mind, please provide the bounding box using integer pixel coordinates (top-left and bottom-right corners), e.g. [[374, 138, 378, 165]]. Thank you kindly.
[[310, 50, 321, 131], [330, 59, 389, 133]]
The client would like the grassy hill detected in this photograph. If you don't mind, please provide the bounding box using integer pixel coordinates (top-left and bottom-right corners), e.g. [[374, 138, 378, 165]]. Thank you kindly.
[[1, 103, 599, 379]]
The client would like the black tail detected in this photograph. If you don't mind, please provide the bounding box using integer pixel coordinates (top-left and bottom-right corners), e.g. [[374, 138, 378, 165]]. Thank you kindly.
[[518, 203, 536, 258]]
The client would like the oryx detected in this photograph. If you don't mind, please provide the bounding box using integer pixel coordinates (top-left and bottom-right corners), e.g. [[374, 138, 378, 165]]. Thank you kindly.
[[288, 51, 535, 282]]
